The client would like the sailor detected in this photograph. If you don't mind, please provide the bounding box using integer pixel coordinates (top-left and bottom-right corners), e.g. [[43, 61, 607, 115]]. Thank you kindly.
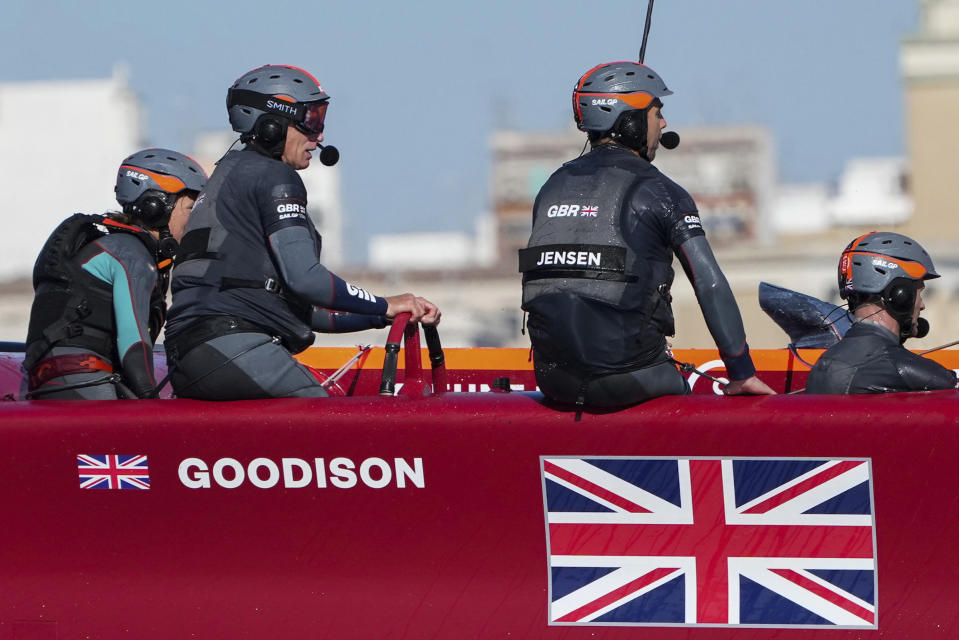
[[520, 61, 774, 408], [164, 65, 440, 400], [805, 232, 956, 394], [24, 149, 207, 399]]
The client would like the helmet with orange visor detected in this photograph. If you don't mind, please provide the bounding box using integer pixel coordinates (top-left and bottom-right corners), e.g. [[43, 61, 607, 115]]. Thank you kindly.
[[572, 61, 672, 136], [226, 65, 329, 144], [114, 148, 207, 230], [838, 232, 938, 300], [838, 231, 939, 338]]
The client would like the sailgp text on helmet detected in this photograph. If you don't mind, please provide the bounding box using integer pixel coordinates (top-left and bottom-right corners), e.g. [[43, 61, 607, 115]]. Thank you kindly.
[[838, 231, 939, 300], [572, 61, 672, 136], [114, 148, 207, 229], [226, 64, 329, 139]]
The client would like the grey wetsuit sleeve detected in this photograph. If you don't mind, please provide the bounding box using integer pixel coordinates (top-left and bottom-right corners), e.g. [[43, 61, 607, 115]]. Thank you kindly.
[[676, 235, 756, 380], [267, 226, 388, 315]]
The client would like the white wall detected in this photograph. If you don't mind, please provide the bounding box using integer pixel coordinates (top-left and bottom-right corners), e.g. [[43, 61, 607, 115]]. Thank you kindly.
[[0, 67, 142, 281]]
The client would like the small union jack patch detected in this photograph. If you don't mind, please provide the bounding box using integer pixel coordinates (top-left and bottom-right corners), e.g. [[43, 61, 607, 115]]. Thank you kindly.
[[77, 454, 150, 490], [581, 205, 598, 217]]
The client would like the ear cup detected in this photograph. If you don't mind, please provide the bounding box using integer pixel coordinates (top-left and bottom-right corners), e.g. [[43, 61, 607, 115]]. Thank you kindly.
[[256, 116, 286, 146], [883, 280, 916, 315], [136, 196, 169, 230], [612, 110, 648, 152]]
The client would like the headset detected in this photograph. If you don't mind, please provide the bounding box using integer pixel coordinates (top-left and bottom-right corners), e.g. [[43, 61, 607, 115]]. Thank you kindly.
[[130, 191, 174, 231], [253, 115, 287, 148], [882, 278, 918, 316], [610, 110, 648, 153]]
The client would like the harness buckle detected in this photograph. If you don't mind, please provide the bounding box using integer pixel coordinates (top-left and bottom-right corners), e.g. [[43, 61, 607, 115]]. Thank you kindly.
[[264, 278, 280, 293]]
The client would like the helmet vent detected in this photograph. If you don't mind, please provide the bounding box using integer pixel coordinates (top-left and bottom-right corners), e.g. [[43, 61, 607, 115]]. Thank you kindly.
[[626, 71, 635, 76], [247, 78, 257, 84], [582, 81, 593, 88], [131, 179, 141, 186], [600, 106, 612, 112], [647, 74, 655, 79], [293, 78, 303, 84], [604, 75, 615, 81], [269, 74, 281, 79]]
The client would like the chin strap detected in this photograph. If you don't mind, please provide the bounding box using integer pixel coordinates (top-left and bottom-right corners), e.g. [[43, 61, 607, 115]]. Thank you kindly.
[[157, 227, 178, 262]]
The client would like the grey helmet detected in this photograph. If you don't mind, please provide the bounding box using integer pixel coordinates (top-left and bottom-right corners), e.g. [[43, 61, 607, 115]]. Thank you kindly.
[[226, 64, 329, 136], [838, 231, 939, 300], [115, 148, 207, 229], [572, 61, 672, 135]]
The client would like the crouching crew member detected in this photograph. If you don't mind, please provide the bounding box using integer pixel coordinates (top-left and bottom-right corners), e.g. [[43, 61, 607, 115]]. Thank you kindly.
[[24, 149, 207, 399], [521, 61, 774, 408], [806, 232, 957, 394], [164, 65, 440, 400]]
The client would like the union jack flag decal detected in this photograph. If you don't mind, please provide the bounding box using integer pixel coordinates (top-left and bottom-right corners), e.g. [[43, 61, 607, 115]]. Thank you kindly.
[[542, 457, 877, 628], [581, 205, 598, 217], [77, 454, 150, 490]]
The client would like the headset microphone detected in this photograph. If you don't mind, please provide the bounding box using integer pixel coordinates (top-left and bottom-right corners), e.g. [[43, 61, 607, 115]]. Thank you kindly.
[[660, 131, 680, 150], [915, 317, 930, 339], [318, 144, 340, 166]]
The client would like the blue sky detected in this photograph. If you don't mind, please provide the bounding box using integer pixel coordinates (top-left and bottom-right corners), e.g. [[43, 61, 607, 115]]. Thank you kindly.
[[1, 1, 918, 262]]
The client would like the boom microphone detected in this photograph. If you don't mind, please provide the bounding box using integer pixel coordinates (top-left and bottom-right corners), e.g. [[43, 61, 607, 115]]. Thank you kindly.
[[318, 144, 340, 166], [660, 131, 680, 150]]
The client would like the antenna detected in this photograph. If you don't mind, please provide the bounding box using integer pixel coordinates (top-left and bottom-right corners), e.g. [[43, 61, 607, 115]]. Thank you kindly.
[[639, 0, 655, 63]]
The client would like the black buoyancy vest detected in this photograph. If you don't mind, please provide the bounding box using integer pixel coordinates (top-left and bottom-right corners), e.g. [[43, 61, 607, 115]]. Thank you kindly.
[[170, 150, 316, 353], [520, 150, 675, 374], [25, 214, 167, 370]]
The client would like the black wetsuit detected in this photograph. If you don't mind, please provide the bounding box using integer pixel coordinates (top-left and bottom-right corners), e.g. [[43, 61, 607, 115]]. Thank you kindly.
[[25, 216, 165, 399], [165, 147, 387, 400], [805, 321, 956, 394], [521, 142, 756, 408]]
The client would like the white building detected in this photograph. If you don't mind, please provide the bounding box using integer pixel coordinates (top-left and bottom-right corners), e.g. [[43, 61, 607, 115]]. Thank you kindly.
[[0, 66, 143, 281], [827, 157, 911, 226], [770, 156, 913, 236], [368, 215, 496, 271]]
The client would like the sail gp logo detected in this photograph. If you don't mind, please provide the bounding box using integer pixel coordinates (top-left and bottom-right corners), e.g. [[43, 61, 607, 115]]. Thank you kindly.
[[542, 456, 876, 628]]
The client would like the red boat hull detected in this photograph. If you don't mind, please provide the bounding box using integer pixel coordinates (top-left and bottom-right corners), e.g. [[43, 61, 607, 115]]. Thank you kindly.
[[2, 387, 959, 638]]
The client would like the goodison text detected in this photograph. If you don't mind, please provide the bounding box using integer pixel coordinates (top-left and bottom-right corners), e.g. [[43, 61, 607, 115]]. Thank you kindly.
[[178, 456, 425, 489]]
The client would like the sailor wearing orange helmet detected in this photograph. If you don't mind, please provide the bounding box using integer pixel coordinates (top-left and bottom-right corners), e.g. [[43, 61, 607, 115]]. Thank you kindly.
[[806, 232, 956, 394], [25, 149, 207, 399], [164, 65, 439, 400], [520, 61, 774, 408]]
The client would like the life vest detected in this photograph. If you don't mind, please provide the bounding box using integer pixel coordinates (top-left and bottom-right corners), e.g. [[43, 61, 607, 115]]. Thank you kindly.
[[520, 148, 675, 374], [24, 214, 168, 371], [168, 149, 317, 353]]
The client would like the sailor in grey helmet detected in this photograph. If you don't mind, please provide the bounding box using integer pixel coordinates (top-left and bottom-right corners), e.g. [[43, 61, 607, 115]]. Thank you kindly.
[[520, 61, 775, 408], [24, 148, 207, 399], [806, 232, 957, 394], [164, 65, 440, 400], [115, 148, 207, 246]]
